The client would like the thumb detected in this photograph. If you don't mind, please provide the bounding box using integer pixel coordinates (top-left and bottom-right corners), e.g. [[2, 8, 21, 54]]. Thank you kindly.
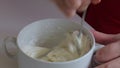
[[91, 30, 120, 45], [91, 0, 101, 5]]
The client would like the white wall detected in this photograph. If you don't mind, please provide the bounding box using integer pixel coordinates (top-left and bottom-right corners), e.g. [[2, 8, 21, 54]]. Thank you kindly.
[[0, 0, 66, 68], [0, 0, 66, 37]]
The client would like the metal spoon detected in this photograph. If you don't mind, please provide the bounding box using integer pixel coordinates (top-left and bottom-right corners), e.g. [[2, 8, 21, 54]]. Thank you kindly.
[[73, 10, 87, 55]]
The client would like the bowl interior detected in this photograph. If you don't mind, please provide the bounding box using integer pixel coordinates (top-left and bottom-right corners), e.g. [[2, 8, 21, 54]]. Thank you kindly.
[[17, 19, 94, 52]]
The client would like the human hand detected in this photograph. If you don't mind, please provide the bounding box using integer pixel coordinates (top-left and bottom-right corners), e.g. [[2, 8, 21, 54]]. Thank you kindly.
[[92, 30, 120, 68], [53, 0, 101, 17]]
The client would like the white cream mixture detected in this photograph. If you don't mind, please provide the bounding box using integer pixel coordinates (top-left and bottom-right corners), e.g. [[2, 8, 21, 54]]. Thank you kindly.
[[23, 32, 91, 62]]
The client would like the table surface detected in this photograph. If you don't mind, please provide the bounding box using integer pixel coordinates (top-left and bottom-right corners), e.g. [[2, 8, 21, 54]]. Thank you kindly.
[[0, 0, 93, 68]]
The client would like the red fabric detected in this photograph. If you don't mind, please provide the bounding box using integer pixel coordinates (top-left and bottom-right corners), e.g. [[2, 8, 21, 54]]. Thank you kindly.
[[81, 0, 120, 34]]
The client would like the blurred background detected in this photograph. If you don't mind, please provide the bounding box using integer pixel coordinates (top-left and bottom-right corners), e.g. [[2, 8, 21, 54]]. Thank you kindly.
[[0, 0, 90, 68]]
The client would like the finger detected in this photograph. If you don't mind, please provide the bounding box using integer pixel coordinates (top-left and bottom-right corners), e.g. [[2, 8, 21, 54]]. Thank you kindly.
[[65, 0, 81, 9], [95, 41, 120, 63], [53, 0, 81, 17], [95, 57, 120, 68], [77, 0, 91, 12], [62, 8, 76, 17], [91, 30, 120, 45], [64, 0, 81, 17], [91, 0, 101, 5]]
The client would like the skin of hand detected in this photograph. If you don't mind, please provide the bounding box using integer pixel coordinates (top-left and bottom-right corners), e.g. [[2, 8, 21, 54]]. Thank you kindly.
[[53, 1, 120, 67], [91, 30, 120, 68], [52, 0, 101, 17]]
